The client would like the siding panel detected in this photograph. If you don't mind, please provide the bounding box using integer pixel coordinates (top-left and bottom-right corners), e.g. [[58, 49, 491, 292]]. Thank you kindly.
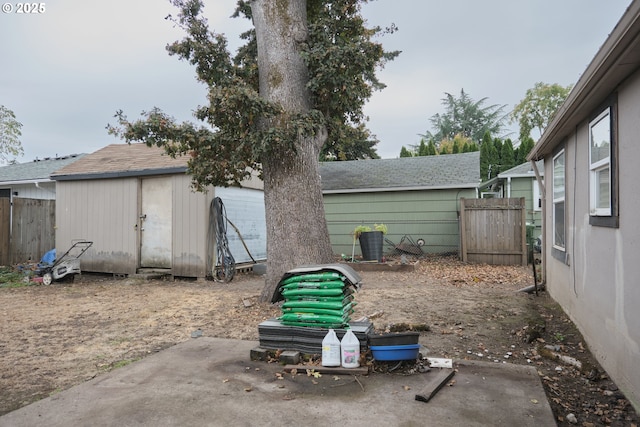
[[56, 179, 139, 274], [171, 175, 211, 277], [324, 188, 475, 256]]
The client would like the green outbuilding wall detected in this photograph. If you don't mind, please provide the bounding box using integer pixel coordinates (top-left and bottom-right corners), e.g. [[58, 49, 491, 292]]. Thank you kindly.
[[323, 188, 478, 258], [505, 176, 543, 240]]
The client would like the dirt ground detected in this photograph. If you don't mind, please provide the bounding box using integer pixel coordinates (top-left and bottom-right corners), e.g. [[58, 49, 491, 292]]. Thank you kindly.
[[1, 255, 638, 426]]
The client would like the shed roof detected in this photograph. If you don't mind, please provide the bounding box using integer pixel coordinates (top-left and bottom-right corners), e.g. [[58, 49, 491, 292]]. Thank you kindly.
[[0, 154, 86, 184], [320, 151, 480, 193], [498, 160, 544, 179], [51, 143, 188, 181]]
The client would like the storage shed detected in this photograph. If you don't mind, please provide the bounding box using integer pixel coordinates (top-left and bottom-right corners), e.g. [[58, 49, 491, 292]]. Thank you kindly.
[[50, 143, 266, 278], [319, 152, 480, 257]]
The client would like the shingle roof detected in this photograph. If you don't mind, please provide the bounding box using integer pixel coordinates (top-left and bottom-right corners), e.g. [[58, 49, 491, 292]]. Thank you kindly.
[[498, 160, 544, 178], [320, 152, 480, 193], [0, 154, 86, 183], [51, 143, 188, 181]]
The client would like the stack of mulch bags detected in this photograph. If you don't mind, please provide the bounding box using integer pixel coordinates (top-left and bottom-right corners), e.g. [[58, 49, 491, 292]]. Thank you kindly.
[[258, 264, 370, 354], [278, 271, 356, 329]]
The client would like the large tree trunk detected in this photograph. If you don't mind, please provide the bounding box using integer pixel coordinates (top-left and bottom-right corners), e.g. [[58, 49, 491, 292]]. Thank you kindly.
[[251, 0, 334, 303]]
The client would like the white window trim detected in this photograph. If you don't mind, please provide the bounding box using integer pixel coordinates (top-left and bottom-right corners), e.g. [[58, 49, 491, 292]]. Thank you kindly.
[[589, 108, 612, 216], [552, 149, 565, 251]]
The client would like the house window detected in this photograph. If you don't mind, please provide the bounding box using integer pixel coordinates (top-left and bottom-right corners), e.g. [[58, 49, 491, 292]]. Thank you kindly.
[[588, 97, 618, 228], [589, 108, 611, 215], [552, 149, 565, 251]]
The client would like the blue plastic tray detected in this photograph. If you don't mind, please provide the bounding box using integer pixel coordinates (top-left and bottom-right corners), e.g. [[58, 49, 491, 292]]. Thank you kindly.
[[370, 344, 420, 361]]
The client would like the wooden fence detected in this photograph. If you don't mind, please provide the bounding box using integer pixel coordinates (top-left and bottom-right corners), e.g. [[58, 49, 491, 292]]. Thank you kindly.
[[0, 198, 56, 265], [459, 197, 527, 266], [0, 198, 10, 265]]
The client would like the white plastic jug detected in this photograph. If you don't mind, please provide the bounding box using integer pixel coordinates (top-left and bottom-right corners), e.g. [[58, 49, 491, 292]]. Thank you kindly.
[[340, 329, 360, 368], [321, 329, 341, 367]]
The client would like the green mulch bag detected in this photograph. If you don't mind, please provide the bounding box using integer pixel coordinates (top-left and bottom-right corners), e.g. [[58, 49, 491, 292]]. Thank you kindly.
[[281, 280, 345, 291], [281, 272, 344, 285], [283, 294, 351, 303], [280, 321, 347, 328], [281, 303, 355, 317], [280, 312, 349, 325], [282, 299, 354, 311], [281, 288, 344, 298]]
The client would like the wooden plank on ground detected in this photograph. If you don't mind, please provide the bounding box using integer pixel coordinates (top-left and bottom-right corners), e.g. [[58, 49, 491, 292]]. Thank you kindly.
[[414, 369, 456, 403], [282, 364, 369, 375]]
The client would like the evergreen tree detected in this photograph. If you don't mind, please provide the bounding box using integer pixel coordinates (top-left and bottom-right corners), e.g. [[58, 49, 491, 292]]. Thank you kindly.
[[501, 139, 515, 171], [492, 138, 503, 175], [480, 133, 491, 181], [422, 89, 508, 144], [516, 136, 535, 163], [427, 139, 437, 155], [417, 138, 428, 156], [399, 146, 413, 157], [452, 139, 460, 154]]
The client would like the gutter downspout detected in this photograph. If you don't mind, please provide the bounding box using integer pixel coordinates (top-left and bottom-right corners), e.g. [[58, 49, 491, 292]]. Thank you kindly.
[[530, 160, 546, 285], [34, 181, 55, 194]]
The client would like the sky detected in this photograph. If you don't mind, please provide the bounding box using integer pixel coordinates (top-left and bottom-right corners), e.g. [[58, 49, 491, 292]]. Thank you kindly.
[[1, 0, 634, 163]]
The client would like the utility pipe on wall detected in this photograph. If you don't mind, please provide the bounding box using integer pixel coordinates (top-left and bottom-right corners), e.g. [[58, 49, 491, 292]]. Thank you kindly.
[[530, 160, 546, 284]]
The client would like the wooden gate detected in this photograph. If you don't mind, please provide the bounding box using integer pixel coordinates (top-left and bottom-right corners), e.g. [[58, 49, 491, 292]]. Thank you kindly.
[[459, 197, 527, 266], [11, 198, 56, 264]]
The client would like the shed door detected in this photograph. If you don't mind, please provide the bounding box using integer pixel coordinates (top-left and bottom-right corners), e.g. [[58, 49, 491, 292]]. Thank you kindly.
[[140, 177, 172, 268]]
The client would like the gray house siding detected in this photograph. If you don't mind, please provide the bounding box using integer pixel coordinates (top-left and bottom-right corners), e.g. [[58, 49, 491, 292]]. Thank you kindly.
[[538, 71, 640, 411], [0, 154, 85, 201], [3, 181, 56, 200], [528, 3, 640, 410]]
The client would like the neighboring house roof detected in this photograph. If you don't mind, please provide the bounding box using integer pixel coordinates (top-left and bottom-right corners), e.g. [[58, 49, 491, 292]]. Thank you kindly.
[[51, 143, 188, 181], [320, 151, 480, 193], [498, 160, 544, 179], [529, 1, 640, 159], [0, 154, 86, 185]]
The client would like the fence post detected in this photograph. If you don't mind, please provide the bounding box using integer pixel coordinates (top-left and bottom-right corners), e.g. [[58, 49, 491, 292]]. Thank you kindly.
[[519, 197, 527, 266], [459, 198, 467, 262]]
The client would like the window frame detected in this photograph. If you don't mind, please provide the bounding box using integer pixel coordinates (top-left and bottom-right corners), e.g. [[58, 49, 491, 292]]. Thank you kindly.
[[588, 96, 619, 228], [589, 108, 612, 216], [552, 148, 566, 256]]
